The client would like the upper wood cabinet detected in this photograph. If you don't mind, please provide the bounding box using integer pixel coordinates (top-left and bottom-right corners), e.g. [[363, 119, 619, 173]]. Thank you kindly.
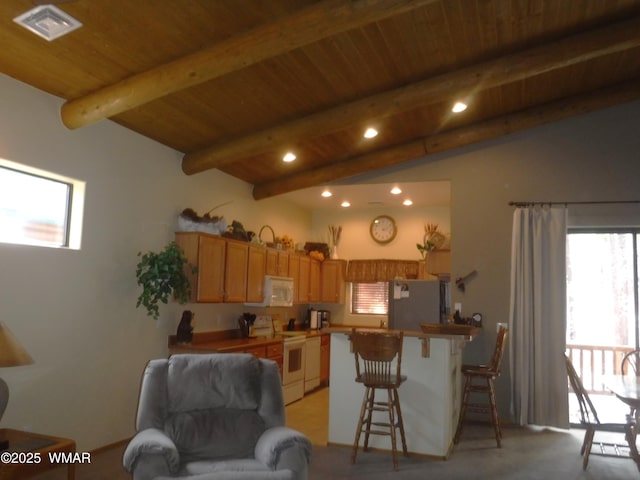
[[175, 232, 248, 303], [175, 232, 225, 302], [176, 232, 347, 305], [308, 258, 321, 303], [221, 239, 248, 302], [321, 259, 347, 303], [288, 253, 301, 302], [293, 254, 329, 304], [246, 244, 267, 303], [266, 249, 289, 276], [297, 255, 310, 304]]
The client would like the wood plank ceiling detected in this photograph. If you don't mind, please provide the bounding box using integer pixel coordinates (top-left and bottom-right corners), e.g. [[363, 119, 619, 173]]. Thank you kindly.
[[1, 0, 640, 200]]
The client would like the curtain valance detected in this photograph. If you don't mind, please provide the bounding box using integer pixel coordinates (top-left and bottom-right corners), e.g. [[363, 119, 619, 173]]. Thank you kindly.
[[345, 259, 420, 283]]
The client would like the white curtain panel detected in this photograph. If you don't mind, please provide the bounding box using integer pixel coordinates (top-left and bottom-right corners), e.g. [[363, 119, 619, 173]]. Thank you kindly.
[[509, 206, 569, 428]]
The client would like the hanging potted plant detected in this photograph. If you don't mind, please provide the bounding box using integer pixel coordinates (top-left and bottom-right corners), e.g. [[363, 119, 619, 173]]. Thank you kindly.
[[135, 241, 195, 320]]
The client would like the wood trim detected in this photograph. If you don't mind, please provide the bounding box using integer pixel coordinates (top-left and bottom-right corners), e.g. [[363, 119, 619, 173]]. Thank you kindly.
[[60, 0, 438, 129], [183, 16, 640, 176]]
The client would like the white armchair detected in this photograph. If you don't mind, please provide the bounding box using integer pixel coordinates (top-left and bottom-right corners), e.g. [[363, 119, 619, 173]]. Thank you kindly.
[[123, 353, 312, 480]]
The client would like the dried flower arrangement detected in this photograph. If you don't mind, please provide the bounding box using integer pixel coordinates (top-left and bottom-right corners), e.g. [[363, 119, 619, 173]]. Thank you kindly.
[[328, 225, 342, 247], [416, 223, 446, 259]]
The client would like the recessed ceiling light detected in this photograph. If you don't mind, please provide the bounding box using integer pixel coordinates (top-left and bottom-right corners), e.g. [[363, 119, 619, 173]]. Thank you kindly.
[[341, 201, 351, 208], [321, 190, 332, 198], [452, 101, 468, 113], [403, 199, 413, 206], [363, 127, 378, 139], [13, 5, 82, 41], [283, 152, 296, 162], [390, 186, 402, 195]]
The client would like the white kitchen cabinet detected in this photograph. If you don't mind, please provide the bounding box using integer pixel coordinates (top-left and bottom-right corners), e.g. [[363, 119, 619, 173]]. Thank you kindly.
[[304, 336, 321, 392]]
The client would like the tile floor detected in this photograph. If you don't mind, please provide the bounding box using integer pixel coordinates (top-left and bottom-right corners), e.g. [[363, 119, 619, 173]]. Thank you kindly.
[[285, 386, 329, 446]]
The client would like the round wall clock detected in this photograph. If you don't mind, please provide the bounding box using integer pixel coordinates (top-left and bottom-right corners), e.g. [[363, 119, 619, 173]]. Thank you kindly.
[[370, 215, 397, 244]]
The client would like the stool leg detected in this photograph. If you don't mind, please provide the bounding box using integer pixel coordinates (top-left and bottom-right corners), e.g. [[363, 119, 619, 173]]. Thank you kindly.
[[363, 387, 375, 451], [392, 387, 408, 457], [487, 378, 501, 448], [351, 386, 370, 464], [386, 388, 399, 470], [454, 374, 471, 444]]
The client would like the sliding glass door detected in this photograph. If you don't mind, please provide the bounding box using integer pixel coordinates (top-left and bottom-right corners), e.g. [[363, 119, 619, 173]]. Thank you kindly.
[[566, 229, 639, 409]]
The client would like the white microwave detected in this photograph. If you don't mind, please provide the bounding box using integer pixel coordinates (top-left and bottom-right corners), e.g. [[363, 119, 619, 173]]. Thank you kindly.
[[245, 275, 294, 307]]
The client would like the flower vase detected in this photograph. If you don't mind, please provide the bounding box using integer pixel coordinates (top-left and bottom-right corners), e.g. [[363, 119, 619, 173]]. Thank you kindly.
[[331, 245, 338, 259]]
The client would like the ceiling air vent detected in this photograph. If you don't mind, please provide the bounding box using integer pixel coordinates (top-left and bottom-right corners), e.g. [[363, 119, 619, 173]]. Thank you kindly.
[[13, 5, 82, 41]]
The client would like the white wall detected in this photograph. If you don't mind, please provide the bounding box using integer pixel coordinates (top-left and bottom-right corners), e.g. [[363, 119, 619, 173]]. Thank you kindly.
[[0, 74, 311, 450], [311, 205, 450, 260]]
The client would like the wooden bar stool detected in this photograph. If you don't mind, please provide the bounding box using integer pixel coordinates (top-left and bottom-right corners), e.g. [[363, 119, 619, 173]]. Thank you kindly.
[[350, 328, 408, 470], [454, 325, 508, 447]]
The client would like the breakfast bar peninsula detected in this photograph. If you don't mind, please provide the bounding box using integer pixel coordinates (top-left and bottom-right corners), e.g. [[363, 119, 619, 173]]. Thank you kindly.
[[324, 326, 480, 459]]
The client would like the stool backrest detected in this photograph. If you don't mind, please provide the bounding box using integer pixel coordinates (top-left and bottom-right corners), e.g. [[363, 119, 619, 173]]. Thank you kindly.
[[489, 325, 508, 375], [351, 329, 404, 385]]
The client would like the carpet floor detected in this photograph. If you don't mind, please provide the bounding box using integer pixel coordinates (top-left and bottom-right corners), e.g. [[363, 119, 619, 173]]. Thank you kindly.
[[29, 425, 639, 479], [29, 385, 640, 479], [313, 424, 639, 479]]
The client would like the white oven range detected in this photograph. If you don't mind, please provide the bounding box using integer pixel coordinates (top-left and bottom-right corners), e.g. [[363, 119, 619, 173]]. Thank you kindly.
[[280, 333, 306, 405]]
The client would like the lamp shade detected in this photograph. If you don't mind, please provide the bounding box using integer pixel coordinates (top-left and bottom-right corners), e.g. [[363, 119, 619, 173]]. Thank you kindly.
[[0, 322, 33, 367]]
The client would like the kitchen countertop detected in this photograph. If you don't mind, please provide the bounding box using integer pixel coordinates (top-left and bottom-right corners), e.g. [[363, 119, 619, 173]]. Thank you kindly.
[[169, 329, 327, 353], [323, 324, 481, 340]]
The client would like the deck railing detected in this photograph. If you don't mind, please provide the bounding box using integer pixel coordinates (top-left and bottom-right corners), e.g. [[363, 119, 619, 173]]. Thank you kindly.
[[566, 344, 635, 394]]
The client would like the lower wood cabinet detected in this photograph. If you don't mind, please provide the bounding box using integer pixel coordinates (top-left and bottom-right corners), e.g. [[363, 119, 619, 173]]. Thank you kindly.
[[227, 342, 283, 380], [243, 345, 266, 357], [266, 342, 284, 379]]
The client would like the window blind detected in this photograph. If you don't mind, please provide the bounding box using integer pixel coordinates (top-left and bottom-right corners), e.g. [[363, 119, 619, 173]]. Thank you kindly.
[[351, 282, 389, 315]]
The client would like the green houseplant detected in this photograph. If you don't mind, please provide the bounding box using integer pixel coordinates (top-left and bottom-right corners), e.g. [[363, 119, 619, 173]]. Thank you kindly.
[[135, 241, 195, 320]]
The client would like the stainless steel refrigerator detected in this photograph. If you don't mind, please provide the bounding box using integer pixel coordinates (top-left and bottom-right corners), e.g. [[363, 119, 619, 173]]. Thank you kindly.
[[387, 279, 450, 331]]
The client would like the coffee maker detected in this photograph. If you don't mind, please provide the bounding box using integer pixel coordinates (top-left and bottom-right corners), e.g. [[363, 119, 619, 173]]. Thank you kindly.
[[317, 310, 330, 329]]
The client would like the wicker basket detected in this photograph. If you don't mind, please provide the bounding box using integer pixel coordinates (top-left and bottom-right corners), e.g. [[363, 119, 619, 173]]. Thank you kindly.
[[259, 225, 277, 248]]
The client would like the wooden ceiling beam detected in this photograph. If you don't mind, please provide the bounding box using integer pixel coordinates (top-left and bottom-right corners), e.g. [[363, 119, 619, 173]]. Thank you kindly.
[[251, 79, 640, 200], [60, 0, 438, 129], [183, 16, 640, 175]]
